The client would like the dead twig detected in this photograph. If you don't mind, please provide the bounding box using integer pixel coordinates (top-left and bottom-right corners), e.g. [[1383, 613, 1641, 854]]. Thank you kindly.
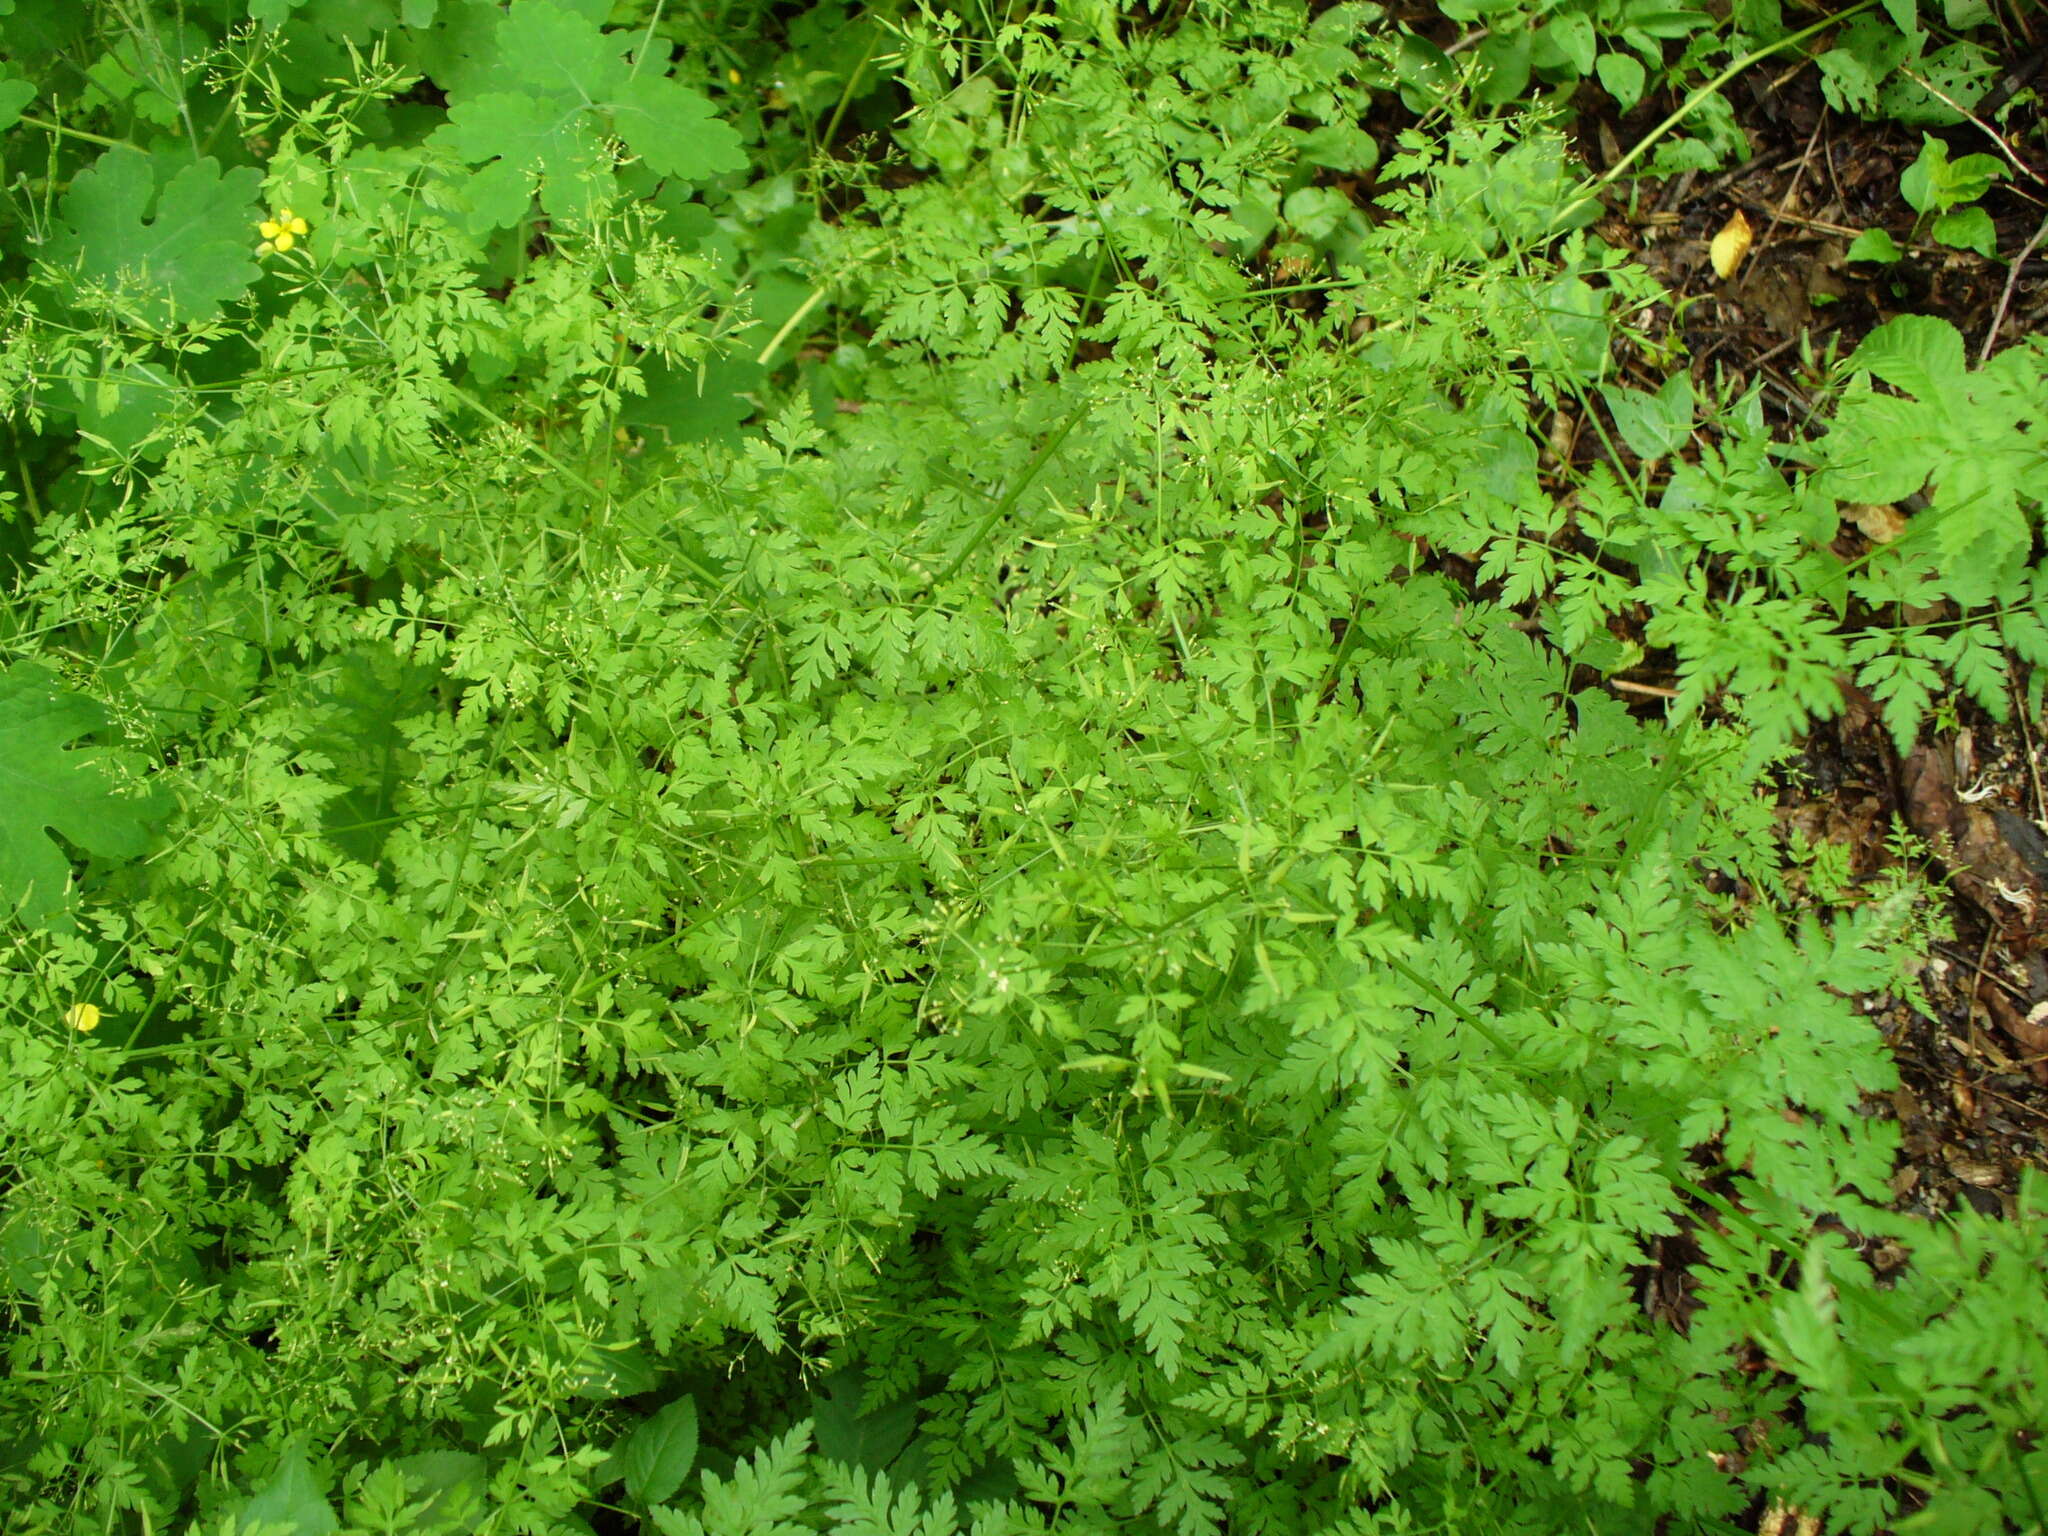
[[1897, 65, 2047, 190], [1981, 212, 2048, 363], [1757, 118, 1829, 256], [2010, 661, 2048, 826], [1732, 199, 1953, 256], [1610, 677, 1680, 698], [1932, 942, 2032, 1004]]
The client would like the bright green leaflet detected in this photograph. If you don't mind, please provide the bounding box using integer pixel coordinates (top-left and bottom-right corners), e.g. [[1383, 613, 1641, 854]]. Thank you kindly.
[[0, 2, 2042, 1532]]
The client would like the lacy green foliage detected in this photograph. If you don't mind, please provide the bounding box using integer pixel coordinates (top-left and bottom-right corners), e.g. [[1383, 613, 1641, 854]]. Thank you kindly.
[[1717, 1178, 2048, 1534], [1479, 316, 2048, 756], [0, 5, 2043, 1536]]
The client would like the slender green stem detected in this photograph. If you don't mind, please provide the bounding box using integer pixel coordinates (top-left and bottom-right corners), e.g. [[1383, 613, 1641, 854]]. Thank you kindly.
[[755, 282, 833, 367], [13, 433, 42, 525], [628, 0, 670, 74], [445, 382, 744, 604], [1241, 276, 1371, 299], [818, 23, 884, 162], [1668, 1170, 1799, 1257], [444, 383, 608, 501], [1381, 953, 1523, 1062], [931, 395, 1093, 588], [14, 114, 143, 151]]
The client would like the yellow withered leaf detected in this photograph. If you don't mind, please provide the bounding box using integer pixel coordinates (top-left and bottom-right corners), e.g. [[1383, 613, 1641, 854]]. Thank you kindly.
[[1848, 502, 1906, 543], [1709, 209, 1754, 280]]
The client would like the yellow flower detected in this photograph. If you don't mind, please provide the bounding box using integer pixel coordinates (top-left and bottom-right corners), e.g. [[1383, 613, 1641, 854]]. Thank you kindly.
[[727, 67, 742, 85], [257, 208, 310, 256], [65, 1003, 100, 1033]]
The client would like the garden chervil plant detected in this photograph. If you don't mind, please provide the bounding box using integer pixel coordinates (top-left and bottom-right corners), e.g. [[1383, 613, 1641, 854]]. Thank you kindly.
[[0, 3, 2044, 1536]]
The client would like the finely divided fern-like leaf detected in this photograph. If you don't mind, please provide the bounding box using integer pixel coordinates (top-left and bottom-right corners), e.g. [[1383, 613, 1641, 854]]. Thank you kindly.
[[653, 1425, 813, 1536], [820, 1465, 963, 1536]]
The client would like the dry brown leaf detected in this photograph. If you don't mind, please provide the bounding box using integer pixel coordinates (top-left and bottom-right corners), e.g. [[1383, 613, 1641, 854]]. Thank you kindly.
[[1848, 502, 1906, 542], [1760, 1501, 1821, 1536], [1944, 1154, 2004, 1188]]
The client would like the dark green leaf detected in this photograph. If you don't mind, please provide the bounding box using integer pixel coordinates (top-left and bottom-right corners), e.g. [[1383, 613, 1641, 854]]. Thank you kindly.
[[49, 149, 262, 326], [389, 1452, 487, 1533], [237, 1443, 340, 1536], [0, 664, 167, 928], [811, 1370, 918, 1472], [1594, 52, 1646, 109], [1602, 373, 1695, 461], [0, 73, 35, 131], [621, 1396, 700, 1506]]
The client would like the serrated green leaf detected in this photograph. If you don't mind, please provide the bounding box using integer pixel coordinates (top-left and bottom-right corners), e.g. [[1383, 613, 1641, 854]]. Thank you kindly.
[[1854, 649, 1941, 753], [622, 1395, 700, 1507], [485, 0, 628, 99], [1940, 624, 2009, 718], [607, 73, 748, 183], [1603, 372, 1694, 461], [436, 90, 611, 226], [1932, 205, 1996, 257], [2002, 610, 2048, 668], [818, 1465, 960, 1536], [428, 0, 741, 231], [1846, 314, 1967, 399], [654, 1425, 812, 1536], [0, 665, 167, 928], [236, 1443, 340, 1536]]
